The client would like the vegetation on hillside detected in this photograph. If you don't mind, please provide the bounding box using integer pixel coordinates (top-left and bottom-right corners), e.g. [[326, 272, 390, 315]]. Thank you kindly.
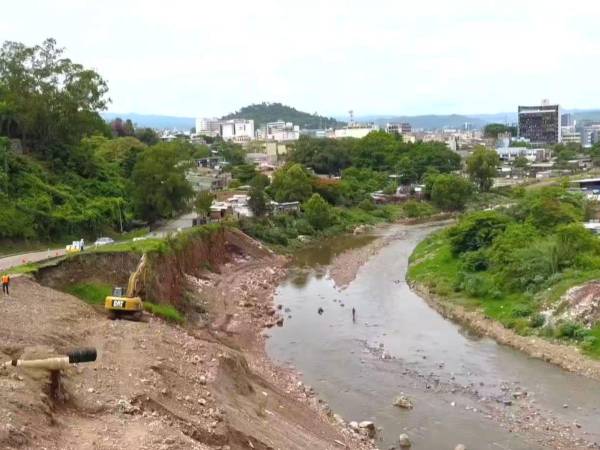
[[408, 186, 600, 358], [0, 39, 201, 243], [222, 102, 344, 129]]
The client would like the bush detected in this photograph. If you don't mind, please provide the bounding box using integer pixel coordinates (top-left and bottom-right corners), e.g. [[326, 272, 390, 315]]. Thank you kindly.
[[557, 321, 589, 340], [303, 193, 334, 230], [511, 304, 533, 318], [358, 198, 376, 211], [449, 210, 512, 255], [529, 313, 546, 328], [461, 250, 488, 272], [403, 200, 435, 218], [581, 335, 599, 351]]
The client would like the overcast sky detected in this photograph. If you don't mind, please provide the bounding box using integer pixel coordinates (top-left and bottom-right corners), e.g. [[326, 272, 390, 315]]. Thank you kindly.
[[2, 0, 600, 118]]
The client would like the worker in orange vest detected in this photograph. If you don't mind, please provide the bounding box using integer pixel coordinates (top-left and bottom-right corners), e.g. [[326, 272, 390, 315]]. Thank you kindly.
[[2, 274, 9, 296]]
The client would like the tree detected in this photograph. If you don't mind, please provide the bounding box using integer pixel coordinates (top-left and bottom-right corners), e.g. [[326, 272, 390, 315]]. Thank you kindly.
[[248, 183, 268, 217], [269, 163, 313, 203], [130, 143, 194, 222], [135, 127, 159, 146], [513, 155, 529, 169], [232, 164, 258, 184], [429, 174, 473, 211], [303, 193, 333, 230], [194, 191, 214, 219], [466, 146, 499, 192], [123, 119, 135, 136], [0, 39, 109, 154]]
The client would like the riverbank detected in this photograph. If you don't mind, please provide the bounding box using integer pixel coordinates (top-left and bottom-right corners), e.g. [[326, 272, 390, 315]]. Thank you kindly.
[[0, 228, 375, 450], [410, 282, 600, 381], [267, 220, 600, 450]]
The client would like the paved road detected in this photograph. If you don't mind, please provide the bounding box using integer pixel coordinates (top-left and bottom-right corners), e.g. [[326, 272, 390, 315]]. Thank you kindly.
[[0, 249, 67, 272]]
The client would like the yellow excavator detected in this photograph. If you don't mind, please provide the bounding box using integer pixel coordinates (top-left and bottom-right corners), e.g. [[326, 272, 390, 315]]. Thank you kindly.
[[104, 254, 146, 320]]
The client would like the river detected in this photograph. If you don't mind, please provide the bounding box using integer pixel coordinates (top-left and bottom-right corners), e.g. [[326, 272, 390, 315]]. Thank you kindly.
[[266, 223, 600, 449]]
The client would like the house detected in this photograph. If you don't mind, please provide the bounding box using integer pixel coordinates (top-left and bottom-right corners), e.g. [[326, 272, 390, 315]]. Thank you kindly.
[[270, 201, 300, 215]]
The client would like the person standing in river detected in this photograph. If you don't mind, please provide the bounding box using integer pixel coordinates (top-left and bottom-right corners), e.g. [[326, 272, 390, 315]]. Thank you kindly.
[[352, 307, 356, 323]]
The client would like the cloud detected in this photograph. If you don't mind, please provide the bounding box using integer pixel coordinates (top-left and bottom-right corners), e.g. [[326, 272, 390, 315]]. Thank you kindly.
[[2, 0, 600, 116]]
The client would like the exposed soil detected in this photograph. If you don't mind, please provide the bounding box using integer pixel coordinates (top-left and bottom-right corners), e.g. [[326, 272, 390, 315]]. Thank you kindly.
[[0, 229, 373, 450]]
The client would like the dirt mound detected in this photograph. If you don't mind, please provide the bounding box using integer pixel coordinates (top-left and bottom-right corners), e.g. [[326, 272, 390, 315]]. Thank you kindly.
[[559, 281, 600, 326], [0, 231, 370, 449]]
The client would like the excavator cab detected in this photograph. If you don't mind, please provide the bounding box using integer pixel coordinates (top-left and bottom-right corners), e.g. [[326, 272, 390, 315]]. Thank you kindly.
[[104, 286, 144, 320]]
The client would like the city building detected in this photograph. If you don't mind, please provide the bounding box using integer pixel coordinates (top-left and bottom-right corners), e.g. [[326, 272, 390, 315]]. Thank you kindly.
[[385, 122, 412, 134], [518, 101, 561, 145], [561, 130, 582, 145], [495, 147, 548, 162], [333, 124, 378, 139], [582, 124, 600, 148], [261, 120, 300, 141], [195, 117, 222, 137], [195, 118, 255, 142], [561, 113, 574, 127]]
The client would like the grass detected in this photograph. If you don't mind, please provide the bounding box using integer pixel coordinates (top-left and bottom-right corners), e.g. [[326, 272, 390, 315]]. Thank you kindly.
[[144, 302, 184, 323], [65, 282, 112, 305], [89, 238, 166, 254], [6, 262, 40, 275]]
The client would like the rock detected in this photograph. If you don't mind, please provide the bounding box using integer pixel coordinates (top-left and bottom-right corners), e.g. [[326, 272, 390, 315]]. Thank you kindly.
[[199, 375, 207, 385], [333, 414, 345, 426], [349, 421, 359, 432], [455, 445, 466, 450], [512, 391, 527, 399], [398, 433, 411, 448], [358, 421, 376, 438], [393, 395, 414, 409]]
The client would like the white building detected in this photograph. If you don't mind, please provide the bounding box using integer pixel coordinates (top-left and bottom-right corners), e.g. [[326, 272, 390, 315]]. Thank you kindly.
[[195, 118, 221, 137], [195, 118, 255, 142], [261, 120, 300, 141], [333, 124, 378, 139]]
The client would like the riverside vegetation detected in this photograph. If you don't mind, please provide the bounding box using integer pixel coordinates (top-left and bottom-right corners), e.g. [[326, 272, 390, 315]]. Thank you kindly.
[[408, 185, 600, 358]]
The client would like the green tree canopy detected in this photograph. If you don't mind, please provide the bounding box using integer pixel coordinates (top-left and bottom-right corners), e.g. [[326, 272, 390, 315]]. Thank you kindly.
[[269, 163, 314, 203], [0, 38, 110, 155], [130, 143, 194, 222], [194, 191, 214, 218], [428, 174, 473, 211], [303, 193, 334, 230], [466, 146, 499, 192]]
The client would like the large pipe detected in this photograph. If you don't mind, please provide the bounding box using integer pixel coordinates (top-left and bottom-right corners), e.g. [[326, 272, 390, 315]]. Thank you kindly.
[[2, 348, 97, 371]]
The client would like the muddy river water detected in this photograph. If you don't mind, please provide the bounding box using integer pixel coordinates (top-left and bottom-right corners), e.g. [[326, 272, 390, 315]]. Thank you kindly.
[[266, 223, 600, 449]]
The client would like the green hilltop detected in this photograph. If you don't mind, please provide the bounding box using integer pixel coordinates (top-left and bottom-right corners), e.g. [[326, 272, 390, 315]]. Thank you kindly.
[[221, 102, 345, 129]]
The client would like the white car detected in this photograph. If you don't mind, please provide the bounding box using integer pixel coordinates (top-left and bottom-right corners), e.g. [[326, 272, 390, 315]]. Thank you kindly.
[[94, 237, 114, 246]]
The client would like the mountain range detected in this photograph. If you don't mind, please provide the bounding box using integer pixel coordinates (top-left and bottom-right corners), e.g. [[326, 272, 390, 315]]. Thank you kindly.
[[102, 107, 600, 132]]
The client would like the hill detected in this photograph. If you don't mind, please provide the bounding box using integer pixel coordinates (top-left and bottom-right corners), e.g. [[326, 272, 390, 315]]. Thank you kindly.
[[222, 102, 345, 129], [101, 112, 195, 130]]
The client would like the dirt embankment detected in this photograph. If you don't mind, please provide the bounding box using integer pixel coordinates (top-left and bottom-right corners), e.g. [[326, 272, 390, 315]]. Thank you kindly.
[[0, 227, 372, 450]]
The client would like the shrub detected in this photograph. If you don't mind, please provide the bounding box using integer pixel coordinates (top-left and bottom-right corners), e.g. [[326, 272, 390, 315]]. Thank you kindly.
[[449, 210, 512, 255], [557, 321, 588, 340], [581, 335, 599, 351], [511, 305, 533, 318], [529, 313, 546, 328], [303, 193, 334, 230], [403, 200, 435, 218], [358, 198, 376, 211], [461, 250, 488, 272]]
